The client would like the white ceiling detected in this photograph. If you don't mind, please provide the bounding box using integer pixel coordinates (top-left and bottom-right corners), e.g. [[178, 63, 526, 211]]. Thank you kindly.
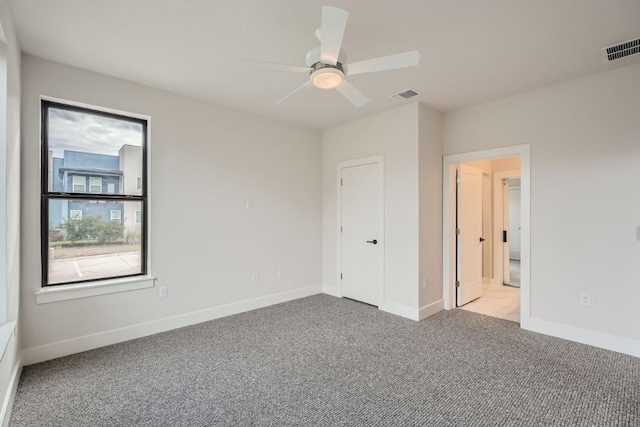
[[9, 0, 640, 129]]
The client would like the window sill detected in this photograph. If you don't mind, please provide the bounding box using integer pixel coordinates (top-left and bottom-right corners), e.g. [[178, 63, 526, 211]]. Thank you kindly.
[[35, 275, 156, 304]]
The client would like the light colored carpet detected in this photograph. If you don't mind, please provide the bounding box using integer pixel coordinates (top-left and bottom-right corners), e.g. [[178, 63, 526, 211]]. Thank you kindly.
[[10, 294, 639, 426]]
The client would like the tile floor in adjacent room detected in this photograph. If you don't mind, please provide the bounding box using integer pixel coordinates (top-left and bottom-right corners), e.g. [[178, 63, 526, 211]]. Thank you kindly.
[[459, 282, 520, 323]]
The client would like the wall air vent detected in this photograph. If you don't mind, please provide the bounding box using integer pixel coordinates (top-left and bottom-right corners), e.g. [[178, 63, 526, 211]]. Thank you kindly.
[[602, 37, 640, 63], [389, 89, 420, 102]]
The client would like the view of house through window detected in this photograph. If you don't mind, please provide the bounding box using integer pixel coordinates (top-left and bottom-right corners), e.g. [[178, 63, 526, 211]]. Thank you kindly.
[[42, 101, 147, 286]]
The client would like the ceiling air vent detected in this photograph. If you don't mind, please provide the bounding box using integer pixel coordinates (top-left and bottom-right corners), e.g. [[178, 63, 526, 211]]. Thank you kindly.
[[602, 37, 640, 63], [389, 89, 420, 102]]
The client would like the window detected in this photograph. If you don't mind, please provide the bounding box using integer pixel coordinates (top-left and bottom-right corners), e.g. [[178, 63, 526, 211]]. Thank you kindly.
[[69, 210, 82, 221], [41, 100, 147, 286], [110, 210, 121, 223], [0, 41, 8, 327], [72, 175, 85, 192], [90, 176, 102, 193]]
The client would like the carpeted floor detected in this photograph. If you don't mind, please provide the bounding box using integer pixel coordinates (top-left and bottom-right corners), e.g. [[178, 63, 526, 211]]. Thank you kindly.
[[10, 294, 639, 426]]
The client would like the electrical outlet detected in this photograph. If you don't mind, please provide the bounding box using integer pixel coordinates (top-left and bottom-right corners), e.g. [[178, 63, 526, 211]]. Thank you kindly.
[[277, 269, 284, 278], [580, 293, 591, 306], [422, 278, 427, 289], [252, 272, 259, 283], [159, 287, 167, 298]]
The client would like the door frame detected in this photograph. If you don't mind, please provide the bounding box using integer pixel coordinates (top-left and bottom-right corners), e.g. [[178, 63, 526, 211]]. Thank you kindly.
[[337, 155, 384, 304], [493, 170, 521, 287], [442, 145, 531, 326]]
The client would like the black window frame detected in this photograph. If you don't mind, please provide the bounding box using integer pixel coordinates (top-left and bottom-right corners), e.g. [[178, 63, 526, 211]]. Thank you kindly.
[[41, 100, 148, 287]]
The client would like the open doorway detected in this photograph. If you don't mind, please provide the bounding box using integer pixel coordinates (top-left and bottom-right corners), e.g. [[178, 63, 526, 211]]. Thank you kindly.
[[456, 159, 520, 322], [442, 145, 530, 325]]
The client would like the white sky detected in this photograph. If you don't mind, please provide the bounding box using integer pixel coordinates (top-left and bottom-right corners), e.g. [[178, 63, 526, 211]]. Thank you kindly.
[[48, 108, 143, 158]]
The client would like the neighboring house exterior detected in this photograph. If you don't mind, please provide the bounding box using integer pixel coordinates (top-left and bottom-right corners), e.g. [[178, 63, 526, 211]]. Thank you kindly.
[[48, 145, 142, 238]]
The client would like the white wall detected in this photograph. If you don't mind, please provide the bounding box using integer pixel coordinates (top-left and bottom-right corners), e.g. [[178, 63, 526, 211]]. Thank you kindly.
[[323, 102, 443, 319], [323, 103, 419, 314], [0, 0, 21, 421], [418, 104, 443, 315], [444, 63, 640, 347], [20, 55, 323, 362]]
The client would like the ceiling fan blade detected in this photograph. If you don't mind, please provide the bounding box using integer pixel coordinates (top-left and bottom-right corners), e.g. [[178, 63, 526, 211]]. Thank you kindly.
[[346, 50, 420, 76], [336, 79, 369, 107], [237, 58, 309, 73], [276, 81, 312, 105], [320, 6, 348, 66]]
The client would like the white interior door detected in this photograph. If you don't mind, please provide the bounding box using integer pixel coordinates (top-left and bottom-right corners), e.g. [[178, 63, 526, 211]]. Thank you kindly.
[[457, 164, 484, 306], [340, 161, 383, 306]]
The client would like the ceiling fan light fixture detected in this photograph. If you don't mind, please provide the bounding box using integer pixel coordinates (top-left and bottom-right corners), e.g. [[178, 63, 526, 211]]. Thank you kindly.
[[311, 67, 344, 89]]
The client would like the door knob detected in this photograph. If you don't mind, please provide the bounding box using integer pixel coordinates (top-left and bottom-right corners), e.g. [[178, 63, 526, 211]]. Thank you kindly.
[[479, 237, 486, 242], [366, 239, 378, 244]]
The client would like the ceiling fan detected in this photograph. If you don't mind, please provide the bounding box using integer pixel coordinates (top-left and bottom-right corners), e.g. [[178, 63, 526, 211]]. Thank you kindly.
[[237, 6, 420, 107]]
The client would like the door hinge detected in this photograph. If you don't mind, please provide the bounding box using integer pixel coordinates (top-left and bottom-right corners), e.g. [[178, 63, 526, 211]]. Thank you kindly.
[[340, 179, 343, 186], [340, 226, 343, 233], [503, 230, 507, 243], [456, 228, 461, 235], [340, 273, 343, 280], [455, 280, 460, 288]]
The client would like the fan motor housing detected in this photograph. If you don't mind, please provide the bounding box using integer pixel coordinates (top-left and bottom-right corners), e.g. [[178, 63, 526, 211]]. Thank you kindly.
[[305, 46, 348, 67], [310, 61, 344, 74]]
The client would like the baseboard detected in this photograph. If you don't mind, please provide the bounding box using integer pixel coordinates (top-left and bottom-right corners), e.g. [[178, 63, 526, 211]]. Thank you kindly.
[[22, 285, 322, 366], [321, 283, 340, 298], [522, 317, 640, 358], [419, 299, 443, 320], [0, 358, 21, 427], [379, 300, 419, 321]]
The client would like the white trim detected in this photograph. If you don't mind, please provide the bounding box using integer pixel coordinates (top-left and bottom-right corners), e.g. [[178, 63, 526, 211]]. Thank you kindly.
[[321, 283, 340, 298], [443, 163, 458, 309], [0, 359, 21, 427], [336, 155, 385, 306], [419, 299, 443, 320], [0, 41, 7, 327], [442, 145, 530, 325], [523, 317, 640, 358], [35, 275, 156, 304], [23, 285, 322, 365], [379, 299, 419, 321], [40, 95, 150, 121]]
